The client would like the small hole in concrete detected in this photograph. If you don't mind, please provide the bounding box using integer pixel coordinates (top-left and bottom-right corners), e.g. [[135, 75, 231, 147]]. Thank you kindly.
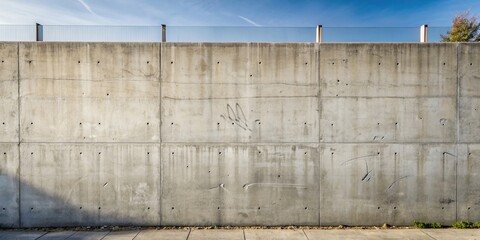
[[304, 152, 307, 155], [217, 122, 220, 125], [470, 63, 473, 66], [97, 61, 100, 64], [468, 207, 471, 210], [171, 122, 174, 125], [337, 79, 340, 83], [305, 62, 308, 65], [30, 122, 33, 125], [2, 208, 5, 210], [305, 207, 308, 210], [378, 63, 381, 65], [232, 122, 235, 125], [250, 74, 253, 77], [330, 123, 334, 126], [3, 152, 6, 155], [147, 152, 150, 155], [106, 93, 109, 96], [98, 207, 101, 210], [396, 63, 399, 66], [393, 207, 397, 210], [171, 61, 174, 64], [172, 207, 175, 210], [442, 207, 445, 210], [79, 122, 82, 125], [217, 207, 220, 210], [219, 152, 222, 155], [79, 207, 82, 209], [259, 62, 262, 64], [147, 207, 150, 210], [443, 63, 446, 65], [258, 122, 261, 125], [147, 61, 149, 64], [395, 122, 398, 125], [377, 207, 381, 209], [186, 165, 189, 168], [394, 152, 397, 155], [377, 152, 380, 155], [331, 152, 334, 155], [258, 151, 261, 154], [31, 152, 33, 155], [78, 61, 80, 63], [147, 122, 149, 125], [2, 122, 4, 125], [208, 170, 211, 173], [30, 208, 33, 210], [217, 61, 220, 64], [377, 122, 380, 125], [1, 60, 3, 63], [332, 62, 335, 65], [468, 153, 472, 156], [98, 123, 101, 125], [172, 152, 174, 155], [80, 152, 82, 155], [258, 207, 261, 210]]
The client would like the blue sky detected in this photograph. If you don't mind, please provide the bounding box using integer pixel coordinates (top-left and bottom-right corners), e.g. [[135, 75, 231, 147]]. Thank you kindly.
[[0, 0, 479, 27]]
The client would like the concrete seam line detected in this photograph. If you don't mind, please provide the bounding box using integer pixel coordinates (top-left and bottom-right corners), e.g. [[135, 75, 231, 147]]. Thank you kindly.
[[419, 229, 438, 240], [131, 230, 141, 240], [99, 230, 111, 240], [33, 232, 48, 240], [186, 228, 192, 240], [302, 229, 310, 240], [243, 229, 246, 240], [455, 43, 460, 222]]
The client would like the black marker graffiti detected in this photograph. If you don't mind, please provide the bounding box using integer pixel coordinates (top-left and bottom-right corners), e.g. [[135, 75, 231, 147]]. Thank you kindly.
[[220, 103, 252, 131]]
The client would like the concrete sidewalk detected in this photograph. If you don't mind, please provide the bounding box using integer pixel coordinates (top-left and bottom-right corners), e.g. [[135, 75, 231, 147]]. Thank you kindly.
[[1, 228, 480, 240]]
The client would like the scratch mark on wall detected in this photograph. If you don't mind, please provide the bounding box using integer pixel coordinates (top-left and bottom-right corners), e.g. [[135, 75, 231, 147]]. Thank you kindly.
[[220, 103, 252, 131], [387, 175, 411, 190]]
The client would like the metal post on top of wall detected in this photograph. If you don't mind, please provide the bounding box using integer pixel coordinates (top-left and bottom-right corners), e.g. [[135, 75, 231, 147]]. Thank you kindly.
[[316, 25, 322, 43], [36, 23, 43, 41], [420, 24, 428, 43], [162, 24, 166, 42]]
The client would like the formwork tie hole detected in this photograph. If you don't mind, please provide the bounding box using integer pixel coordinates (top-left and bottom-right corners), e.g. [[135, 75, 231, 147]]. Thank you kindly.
[[377, 207, 381, 209], [393, 207, 397, 210], [147, 61, 149, 64], [97, 61, 100, 64], [2, 122, 4, 124], [147, 122, 149, 125], [305, 207, 308, 210], [78, 61, 80, 63], [170, 61, 174, 64], [147, 152, 150, 155]]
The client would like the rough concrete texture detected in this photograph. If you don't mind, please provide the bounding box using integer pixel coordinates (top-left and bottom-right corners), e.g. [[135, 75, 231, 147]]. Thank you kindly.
[[0, 42, 480, 227], [20, 143, 160, 227], [161, 144, 319, 226], [0, 43, 18, 142], [19, 43, 160, 143]]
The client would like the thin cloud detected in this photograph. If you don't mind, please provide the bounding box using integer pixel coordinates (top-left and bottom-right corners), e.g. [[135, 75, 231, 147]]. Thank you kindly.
[[238, 15, 261, 26], [76, 0, 95, 15]]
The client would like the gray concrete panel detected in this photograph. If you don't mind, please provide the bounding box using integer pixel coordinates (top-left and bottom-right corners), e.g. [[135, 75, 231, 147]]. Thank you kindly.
[[457, 144, 480, 222], [0, 43, 19, 142], [320, 97, 456, 143], [19, 143, 160, 227], [19, 42, 160, 143], [319, 43, 457, 98], [319, 144, 456, 226], [161, 43, 318, 143], [458, 43, 480, 97], [244, 229, 307, 240], [161, 144, 319, 226], [0, 143, 19, 228], [459, 97, 480, 143]]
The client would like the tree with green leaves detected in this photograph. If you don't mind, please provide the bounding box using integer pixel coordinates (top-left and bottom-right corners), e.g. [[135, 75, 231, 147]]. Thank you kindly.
[[441, 11, 480, 42]]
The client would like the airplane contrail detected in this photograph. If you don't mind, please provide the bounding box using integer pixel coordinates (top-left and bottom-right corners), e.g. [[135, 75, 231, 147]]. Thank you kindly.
[[238, 15, 261, 27], [76, 0, 95, 15]]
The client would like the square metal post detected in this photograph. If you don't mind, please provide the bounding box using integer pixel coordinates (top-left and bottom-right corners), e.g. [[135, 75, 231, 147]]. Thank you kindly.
[[316, 25, 322, 43], [36, 23, 43, 41], [162, 24, 166, 42], [420, 24, 428, 43]]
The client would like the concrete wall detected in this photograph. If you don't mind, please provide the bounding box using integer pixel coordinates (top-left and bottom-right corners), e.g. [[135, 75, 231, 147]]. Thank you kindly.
[[0, 42, 479, 227]]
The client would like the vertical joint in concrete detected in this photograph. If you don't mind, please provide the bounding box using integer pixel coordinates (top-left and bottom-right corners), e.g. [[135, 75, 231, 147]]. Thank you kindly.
[[316, 25, 322, 43], [420, 24, 428, 43], [162, 24, 166, 42], [36, 23, 43, 41]]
